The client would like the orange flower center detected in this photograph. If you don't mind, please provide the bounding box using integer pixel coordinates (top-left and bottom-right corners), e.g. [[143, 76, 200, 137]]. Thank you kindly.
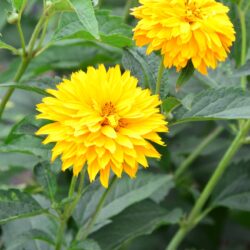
[[101, 102, 128, 130], [184, 0, 202, 23], [102, 101, 116, 116], [101, 102, 119, 128]]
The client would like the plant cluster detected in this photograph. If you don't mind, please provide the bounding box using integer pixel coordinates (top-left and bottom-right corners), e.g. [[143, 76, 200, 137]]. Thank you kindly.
[[0, 0, 250, 250]]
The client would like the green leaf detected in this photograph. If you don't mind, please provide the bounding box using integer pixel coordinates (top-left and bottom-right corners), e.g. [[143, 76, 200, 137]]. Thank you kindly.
[[70, 0, 99, 39], [0, 189, 45, 224], [122, 47, 168, 95], [232, 60, 250, 78], [74, 172, 174, 229], [1, 116, 50, 159], [96, 10, 132, 47], [212, 161, 250, 211], [53, 10, 132, 48], [176, 60, 195, 91], [34, 162, 57, 201], [50, 0, 73, 13], [11, 0, 26, 11], [0, 40, 17, 53], [174, 87, 250, 124], [6, 229, 55, 250], [0, 82, 48, 96], [2, 214, 57, 250], [69, 239, 101, 250], [0, 76, 60, 96], [92, 199, 182, 250], [162, 97, 181, 114]]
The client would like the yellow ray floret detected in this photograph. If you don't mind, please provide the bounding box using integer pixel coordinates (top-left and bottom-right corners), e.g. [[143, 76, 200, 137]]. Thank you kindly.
[[131, 0, 235, 74], [36, 65, 168, 188]]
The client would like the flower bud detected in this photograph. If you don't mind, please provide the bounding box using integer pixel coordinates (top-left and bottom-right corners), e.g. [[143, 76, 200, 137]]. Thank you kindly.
[[7, 12, 19, 24]]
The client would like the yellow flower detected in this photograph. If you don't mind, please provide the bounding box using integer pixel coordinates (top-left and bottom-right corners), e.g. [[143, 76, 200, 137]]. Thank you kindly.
[[36, 65, 168, 187], [132, 0, 235, 74]]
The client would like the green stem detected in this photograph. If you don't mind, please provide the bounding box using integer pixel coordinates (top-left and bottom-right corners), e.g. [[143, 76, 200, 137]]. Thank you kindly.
[[123, 0, 133, 22], [166, 119, 250, 250], [76, 176, 117, 241], [175, 126, 223, 180], [17, 20, 26, 55], [0, 9, 50, 121], [36, 18, 49, 52], [0, 57, 30, 119], [68, 176, 77, 197], [237, 6, 247, 90], [27, 15, 47, 58], [155, 57, 165, 95], [55, 175, 78, 250]]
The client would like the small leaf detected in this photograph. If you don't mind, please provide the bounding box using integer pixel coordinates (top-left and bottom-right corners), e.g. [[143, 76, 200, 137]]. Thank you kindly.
[[176, 60, 195, 91], [0, 189, 45, 224], [162, 97, 181, 114], [70, 0, 99, 39], [92, 199, 182, 250], [174, 87, 250, 124], [34, 162, 57, 201]]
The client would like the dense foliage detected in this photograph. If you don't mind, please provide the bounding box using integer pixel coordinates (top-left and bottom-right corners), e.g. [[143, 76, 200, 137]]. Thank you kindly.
[[0, 0, 250, 250]]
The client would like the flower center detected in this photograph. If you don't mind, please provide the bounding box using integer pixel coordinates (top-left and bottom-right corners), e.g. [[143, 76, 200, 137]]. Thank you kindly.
[[184, 0, 202, 23], [100, 102, 128, 130], [101, 102, 119, 128], [101, 101, 116, 116]]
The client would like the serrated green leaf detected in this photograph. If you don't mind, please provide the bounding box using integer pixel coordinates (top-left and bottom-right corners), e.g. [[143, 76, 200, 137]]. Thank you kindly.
[[212, 161, 250, 211], [92, 199, 182, 250], [53, 10, 132, 48], [174, 87, 250, 124], [74, 172, 174, 230], [70, 0, 99, 39], [0, 189, 45, 224], [34, 162, 57, 201], [122, 47, 168, 95]]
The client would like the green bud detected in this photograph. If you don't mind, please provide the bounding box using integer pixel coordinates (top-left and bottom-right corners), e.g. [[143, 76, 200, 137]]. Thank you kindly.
[[7, 12, 19, 24], [45, 0, 53, 9]]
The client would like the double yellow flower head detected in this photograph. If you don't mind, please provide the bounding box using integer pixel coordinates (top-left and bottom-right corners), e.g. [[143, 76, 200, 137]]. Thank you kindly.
[[36, 0, 235, 187]]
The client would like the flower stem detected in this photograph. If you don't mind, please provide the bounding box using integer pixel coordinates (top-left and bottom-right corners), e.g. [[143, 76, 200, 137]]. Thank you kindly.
[[76, 176, 117, 241], [123, 0, 133, 23], [55, 175, 78, 250], [175, 126, 223, 180], [17, 20, 26, 56], [155, 57, 165, 95], [166, 119, 250, 250], [237, 5, 247, 90], [0, 8, 50, 121], [0, 57, 30, 119]]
